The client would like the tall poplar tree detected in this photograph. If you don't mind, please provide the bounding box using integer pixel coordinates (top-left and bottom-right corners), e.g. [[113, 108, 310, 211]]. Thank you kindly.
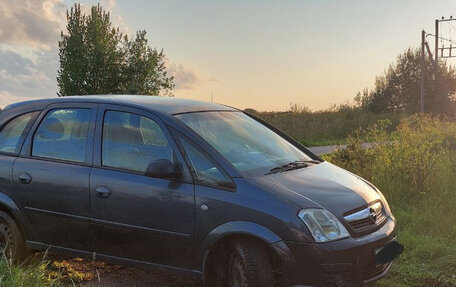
[[121, 31, 174, 95], [57, 4, 87, 96], [57, 4, 174, 97]]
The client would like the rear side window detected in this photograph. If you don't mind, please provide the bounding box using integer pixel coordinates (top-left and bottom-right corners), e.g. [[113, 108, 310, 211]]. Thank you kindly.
[[32, 108, 92, 163], [0, 113, 37, 154], [102, 110, 173, 173]]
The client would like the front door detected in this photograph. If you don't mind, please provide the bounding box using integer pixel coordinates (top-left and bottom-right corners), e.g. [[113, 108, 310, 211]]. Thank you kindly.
[[89, 105, 194, 268], [12, 103, 97, 250]]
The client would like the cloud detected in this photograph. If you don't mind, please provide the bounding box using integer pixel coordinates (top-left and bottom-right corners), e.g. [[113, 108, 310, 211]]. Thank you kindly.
[[0, 91, 37, 108], [0, 0, 126, 50], [0, 0, 65, 50], [0, 0, 198, 108], [105, 4, 129, 35], [101, 0, 117, 10], [0, 50, 36, 76], [0, 0, 127, 108], [167, 62, 201, 90], [78, 0, 129, 34], [0, 49, 58, 108], [0, 0, 63, 107]]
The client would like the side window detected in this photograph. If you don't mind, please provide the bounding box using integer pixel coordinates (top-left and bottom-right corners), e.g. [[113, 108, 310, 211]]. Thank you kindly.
[[0, 112, 37, 154], [178, 137, 234, 189], [102, 111, 173, 173], [32, 108, 92, 163]]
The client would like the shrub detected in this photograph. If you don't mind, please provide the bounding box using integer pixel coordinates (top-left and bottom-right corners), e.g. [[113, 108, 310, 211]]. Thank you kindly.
[[324, 115, 456, 200]]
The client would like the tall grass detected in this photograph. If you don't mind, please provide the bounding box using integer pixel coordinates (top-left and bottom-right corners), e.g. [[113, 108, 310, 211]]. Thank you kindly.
[[0, 254, 64, 287], [253, 108, 403, 147], [323, 115, 456, 286]]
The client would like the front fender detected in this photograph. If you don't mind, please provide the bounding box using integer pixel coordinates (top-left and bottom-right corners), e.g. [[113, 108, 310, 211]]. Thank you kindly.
[[197, 221, 282, 270]]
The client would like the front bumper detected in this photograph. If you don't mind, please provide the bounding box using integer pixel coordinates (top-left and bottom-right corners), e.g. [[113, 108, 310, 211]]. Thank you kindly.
[[271, 216, 399, 287]]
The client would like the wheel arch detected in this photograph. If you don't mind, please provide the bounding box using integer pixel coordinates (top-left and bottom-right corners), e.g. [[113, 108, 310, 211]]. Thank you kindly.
[[198, 221, 286, 280], [0, 193, 32, 240]]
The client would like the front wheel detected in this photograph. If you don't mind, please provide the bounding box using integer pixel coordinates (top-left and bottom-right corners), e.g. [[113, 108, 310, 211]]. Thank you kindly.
[[0, 211, 27, 261], [227, 239, 274, 287]]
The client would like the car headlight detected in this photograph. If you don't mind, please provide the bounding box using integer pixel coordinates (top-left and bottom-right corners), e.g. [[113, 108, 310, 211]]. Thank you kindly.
[[298, 209, 350, 242]]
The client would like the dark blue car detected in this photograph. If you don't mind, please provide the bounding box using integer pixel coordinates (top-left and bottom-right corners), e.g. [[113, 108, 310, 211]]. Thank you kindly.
[[0, 96, 402, 287]]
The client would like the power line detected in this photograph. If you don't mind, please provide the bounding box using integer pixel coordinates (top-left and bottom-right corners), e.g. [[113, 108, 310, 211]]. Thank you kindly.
[[448, 21, 456, 33], [426, 33, 456, 46], [421, 17, 456, 113], [448, 22, 452, 42]]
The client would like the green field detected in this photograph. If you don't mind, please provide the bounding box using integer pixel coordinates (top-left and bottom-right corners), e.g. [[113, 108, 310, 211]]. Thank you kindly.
[[253, 108, 403, 147]]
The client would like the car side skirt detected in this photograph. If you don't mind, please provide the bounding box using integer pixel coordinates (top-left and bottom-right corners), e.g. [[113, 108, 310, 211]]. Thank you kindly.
[[26, 241, 203, 281]]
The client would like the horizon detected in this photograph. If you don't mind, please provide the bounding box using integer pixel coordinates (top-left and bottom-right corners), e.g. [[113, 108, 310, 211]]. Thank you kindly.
[[1, 0, 456, 111]]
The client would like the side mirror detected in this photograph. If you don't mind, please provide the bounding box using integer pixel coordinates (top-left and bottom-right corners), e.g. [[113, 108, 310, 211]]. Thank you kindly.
[[145, 159, 182, 179]]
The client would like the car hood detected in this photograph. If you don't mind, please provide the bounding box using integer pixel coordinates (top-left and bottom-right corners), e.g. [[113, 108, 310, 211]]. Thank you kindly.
[[251, 162, 381, 217]]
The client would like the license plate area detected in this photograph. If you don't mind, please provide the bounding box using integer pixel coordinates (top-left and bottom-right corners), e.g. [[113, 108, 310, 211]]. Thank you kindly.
[[374, 239, 404, 265]]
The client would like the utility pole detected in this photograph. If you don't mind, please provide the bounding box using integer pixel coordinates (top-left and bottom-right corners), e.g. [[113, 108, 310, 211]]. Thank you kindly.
[[421, 30, 426, 113], [431, 17, 456, 72], [435, 19, 439, 63], [434, 17, 456, 60], [420, 16, 456, 114]]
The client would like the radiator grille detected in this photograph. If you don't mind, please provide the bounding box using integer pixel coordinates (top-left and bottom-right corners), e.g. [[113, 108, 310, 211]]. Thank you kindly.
[[344, 201, 386, 234]]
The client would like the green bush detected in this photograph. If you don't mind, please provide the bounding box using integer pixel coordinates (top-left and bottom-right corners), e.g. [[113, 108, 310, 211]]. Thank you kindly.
[[323, 115, 456, 286], [324, 115, 456, 199]]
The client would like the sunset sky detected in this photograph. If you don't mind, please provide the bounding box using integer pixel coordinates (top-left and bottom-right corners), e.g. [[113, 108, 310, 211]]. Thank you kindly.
[[1, 0, 456, 111]]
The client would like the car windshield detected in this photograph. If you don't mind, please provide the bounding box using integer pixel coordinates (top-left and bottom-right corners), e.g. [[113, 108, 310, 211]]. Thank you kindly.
[[175, 111, 314, 177]]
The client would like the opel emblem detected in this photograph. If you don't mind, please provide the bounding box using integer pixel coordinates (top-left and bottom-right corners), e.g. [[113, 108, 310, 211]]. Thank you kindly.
[[369, 208, 377, 223]]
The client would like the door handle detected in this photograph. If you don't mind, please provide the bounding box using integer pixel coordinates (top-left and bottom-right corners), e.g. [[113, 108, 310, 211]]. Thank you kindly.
[[17, 173, 32, 185], [95, 186, 112, 199]]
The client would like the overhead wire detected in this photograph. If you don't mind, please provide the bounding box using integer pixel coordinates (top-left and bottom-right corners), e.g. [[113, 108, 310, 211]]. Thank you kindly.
[[425, 20, 456, 61], [426, 33, 456, 46]]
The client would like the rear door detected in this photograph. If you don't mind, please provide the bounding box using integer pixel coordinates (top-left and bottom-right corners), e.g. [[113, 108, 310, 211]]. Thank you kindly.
[[12, 103, 97, 250], [89, 104, 195, 268], [0, 111, 39, 238]]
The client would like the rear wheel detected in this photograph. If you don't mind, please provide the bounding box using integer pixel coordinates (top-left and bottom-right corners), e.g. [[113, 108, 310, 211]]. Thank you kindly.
[[227, 239, 274, 287], [0, 211, 27, 261]]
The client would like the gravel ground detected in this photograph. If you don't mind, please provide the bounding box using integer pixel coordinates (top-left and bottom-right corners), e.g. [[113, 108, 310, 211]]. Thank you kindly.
[[44, 255, 199, 287], [79, 267, 198, 287]]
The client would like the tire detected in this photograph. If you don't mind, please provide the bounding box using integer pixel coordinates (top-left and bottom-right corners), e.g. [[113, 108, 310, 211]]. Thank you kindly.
[[227, 239, 274, 287], [0, 211, 27, 261]]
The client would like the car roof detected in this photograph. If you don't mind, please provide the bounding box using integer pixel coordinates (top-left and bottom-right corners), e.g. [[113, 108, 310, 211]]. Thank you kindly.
[[4, 95, 237, 115]]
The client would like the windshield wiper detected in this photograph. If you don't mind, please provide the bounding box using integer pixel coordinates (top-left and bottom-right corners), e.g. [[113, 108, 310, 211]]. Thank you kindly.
[[265, 160, 320, 175]]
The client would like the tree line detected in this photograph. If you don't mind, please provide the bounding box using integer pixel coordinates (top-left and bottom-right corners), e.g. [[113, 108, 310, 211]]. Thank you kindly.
[[355, 48, 456, 116]]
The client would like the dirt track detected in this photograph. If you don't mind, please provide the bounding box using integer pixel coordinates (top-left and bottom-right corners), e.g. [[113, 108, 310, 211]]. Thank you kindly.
[[44, 255, 198, 287], [79, 266, 197, 287]]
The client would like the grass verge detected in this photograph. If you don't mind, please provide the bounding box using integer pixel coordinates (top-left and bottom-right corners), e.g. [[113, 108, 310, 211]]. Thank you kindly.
[[323, 115, 456, 286], [0, 253, 63, 286]]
